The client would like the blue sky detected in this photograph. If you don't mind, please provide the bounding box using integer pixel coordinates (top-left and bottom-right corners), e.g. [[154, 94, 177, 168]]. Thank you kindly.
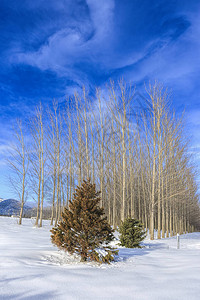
[[1, 0, 200, 198]]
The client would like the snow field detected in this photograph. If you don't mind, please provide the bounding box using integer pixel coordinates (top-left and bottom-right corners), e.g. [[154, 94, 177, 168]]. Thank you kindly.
[[0, 216, 200, 300]]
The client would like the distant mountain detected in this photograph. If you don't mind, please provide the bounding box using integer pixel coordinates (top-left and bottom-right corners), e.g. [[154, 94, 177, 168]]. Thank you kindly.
[[0, 199, 33, 217]]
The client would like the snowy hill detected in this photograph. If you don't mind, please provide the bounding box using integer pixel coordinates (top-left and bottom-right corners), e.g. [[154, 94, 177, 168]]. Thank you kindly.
[[0, 216, 200, 300], [0, 199, 32, 216]]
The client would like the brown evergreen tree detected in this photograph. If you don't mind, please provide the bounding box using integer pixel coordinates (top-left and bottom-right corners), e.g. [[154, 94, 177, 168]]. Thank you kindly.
[[50, 179, 118, 263]]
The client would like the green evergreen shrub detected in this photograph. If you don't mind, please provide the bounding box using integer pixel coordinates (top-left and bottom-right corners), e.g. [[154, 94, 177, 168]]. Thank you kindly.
[[50, 179, 118, 263], [119, 218, 146, 248]]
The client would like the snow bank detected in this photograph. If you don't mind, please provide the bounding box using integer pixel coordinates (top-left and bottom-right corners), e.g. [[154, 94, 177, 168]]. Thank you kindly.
[[0, 216, 200, 300]]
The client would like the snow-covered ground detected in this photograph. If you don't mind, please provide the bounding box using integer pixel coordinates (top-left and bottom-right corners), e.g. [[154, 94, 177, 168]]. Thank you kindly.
[[0, 216, 200, 300]]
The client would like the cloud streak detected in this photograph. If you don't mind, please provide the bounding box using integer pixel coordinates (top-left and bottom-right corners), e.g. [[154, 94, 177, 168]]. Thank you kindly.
[[7, 0, 200, 96], [9, 0, 115, 89]]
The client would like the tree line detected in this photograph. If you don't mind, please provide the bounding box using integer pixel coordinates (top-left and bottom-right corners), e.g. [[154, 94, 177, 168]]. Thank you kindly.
[[8, 81, 200, 239]]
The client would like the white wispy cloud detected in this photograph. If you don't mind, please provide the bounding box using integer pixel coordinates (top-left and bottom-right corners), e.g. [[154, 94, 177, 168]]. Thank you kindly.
[[10, 0, 115, 87], [122, 9, 200, 88]]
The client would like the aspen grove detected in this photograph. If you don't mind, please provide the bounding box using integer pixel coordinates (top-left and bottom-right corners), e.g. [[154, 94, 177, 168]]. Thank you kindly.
[[9, 81, 200, 239]]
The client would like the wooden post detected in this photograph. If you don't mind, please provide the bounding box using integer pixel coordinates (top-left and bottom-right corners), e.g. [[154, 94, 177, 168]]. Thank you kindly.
[[177, 233, 180, 249]]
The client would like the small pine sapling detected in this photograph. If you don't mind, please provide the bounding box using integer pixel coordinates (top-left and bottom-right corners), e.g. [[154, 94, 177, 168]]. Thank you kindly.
[[50, 179, 118, 263], [119, 218, 146, 248]]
